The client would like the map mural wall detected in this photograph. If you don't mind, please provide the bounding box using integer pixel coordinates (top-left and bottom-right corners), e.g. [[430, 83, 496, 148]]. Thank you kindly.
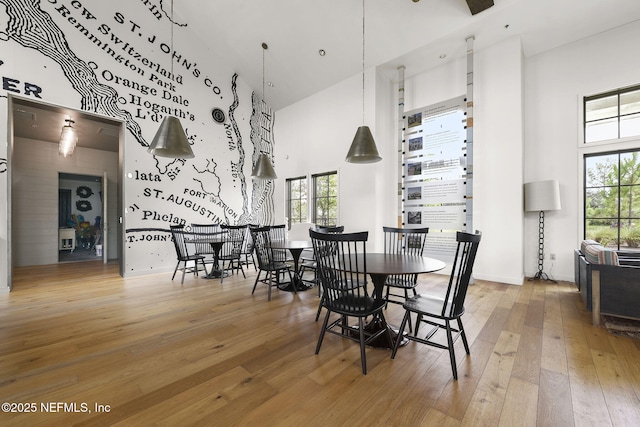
[[0, 0, 275, 285]]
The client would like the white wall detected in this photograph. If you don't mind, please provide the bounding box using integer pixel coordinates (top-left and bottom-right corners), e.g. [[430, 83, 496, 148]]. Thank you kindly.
[[12, 138, 118, 266], [277, 36, 526, 285], [278, 21, 640, 285], [524, 20, 640, 282], [274, 69, 390, 249]]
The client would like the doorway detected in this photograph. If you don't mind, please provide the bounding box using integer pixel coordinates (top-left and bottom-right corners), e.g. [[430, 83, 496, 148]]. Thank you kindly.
[[9, 95, 124, 275], [58, 173, 105, 263]]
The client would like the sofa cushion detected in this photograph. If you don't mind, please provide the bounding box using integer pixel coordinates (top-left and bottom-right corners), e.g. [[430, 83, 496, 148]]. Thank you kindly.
[[580, 240, 599, 253], [582, 242, 619, 265]]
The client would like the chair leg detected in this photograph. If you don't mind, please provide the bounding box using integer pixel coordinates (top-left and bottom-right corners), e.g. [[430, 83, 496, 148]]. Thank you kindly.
[[445, 319, 458, 380], [414, 314, 423, 336], [269, 271, 275, 301], [252, 271, 262, 294], [358, 317, 368, 375], [384, 286, 390, 309], [181, 262, 187, 284], [198, 259, 207, 278], [458, 317, 470, 354], [315, 310, 331, 354], [238, 261, 246, 278], [404, 289, 413, 333], [391, 310, 410, 359], [315, 292, 325, 321], [172, 262, 179, 280]]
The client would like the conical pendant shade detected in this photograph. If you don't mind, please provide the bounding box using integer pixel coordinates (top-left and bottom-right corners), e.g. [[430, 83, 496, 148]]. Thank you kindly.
[[148, 116, 194, 159], [345, 125, 381, 163], [251, 153, 278, 180]]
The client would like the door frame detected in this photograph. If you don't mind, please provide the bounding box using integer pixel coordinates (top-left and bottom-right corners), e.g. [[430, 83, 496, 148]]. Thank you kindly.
[[8, 94, 125, 284]]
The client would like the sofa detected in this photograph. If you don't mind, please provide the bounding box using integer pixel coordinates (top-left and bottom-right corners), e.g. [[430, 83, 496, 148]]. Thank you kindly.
[[574, 240, 640, 325]]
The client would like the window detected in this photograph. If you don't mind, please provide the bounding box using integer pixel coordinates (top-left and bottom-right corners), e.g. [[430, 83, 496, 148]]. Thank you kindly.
[[286, 176, 307, 227], [312, 171, 338, 226], [584, 149, 640, 250], [584, 85, 640, 143]]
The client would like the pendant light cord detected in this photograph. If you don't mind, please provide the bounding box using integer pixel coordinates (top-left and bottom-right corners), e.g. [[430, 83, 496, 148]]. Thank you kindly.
[[171, 0, 174, 77], [261, 42, 268, 103], [361, 0, 365, 125]]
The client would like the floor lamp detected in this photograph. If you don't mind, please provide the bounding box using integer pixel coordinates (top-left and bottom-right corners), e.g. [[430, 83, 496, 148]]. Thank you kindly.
[[524, 180, 561, 282]]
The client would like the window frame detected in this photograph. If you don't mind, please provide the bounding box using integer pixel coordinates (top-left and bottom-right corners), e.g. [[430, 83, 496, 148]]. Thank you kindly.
[[584, 84, 640, 144], [583, 148, 640, 251], [311, 171, 338, 227], [285, 175, 308, 228]]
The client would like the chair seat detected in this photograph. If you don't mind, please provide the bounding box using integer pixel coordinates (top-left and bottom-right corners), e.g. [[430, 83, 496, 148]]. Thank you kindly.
[[264, 261, 291, 271], [385, 276, 417, 289], [327, 296, 385, 316], [403, 294, 458, 320]]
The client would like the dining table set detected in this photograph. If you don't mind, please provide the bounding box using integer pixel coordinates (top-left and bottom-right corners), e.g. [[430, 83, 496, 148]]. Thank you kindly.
[[179, 223, 482, 378], [187, 225, 446, 349]]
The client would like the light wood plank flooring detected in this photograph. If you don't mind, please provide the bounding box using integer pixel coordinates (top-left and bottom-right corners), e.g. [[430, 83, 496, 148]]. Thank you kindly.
[[1, 262, 639, 426]]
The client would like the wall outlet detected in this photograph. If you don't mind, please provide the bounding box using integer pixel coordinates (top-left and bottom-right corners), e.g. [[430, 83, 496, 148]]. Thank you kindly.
[[550, 253, 556, 261]]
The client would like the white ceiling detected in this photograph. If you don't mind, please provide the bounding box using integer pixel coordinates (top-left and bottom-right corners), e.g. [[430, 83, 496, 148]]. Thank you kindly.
[[11, 0, 640, 150], [178, 0, 640, 110]]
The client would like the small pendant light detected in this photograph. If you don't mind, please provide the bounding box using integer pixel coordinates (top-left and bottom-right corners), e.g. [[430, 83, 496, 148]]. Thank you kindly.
[[345, 0, 381, 163], [147, 0, 194, 159], [59, 118, 78, 157]]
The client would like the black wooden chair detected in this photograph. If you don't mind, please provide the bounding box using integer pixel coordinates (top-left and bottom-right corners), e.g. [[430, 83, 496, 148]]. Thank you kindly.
[[170, 225, 208, 284], [190, 223, 221, 271], [250, 226, 294, 301], [310, 229, 387, 375], [391, 230, 482, 380], [268, 224, 292, 263], [240, 224, 258, 271], [304, 225, 346, 320], [383, 226, 429, 331], [218, 224, 247, 282]]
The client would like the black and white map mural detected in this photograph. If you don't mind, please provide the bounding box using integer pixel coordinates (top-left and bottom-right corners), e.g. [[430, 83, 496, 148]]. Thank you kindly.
[[0, 0, 275, 280]]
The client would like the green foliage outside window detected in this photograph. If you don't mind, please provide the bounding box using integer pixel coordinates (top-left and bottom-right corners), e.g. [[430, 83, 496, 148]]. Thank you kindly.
[[313, 172, 337, 226], [286, 177, 307, 226], [585, 150, 640, 250]]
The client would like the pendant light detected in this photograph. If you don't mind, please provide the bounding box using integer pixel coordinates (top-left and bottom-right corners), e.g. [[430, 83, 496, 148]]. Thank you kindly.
[[147, 0, 194, 159], [252, 152, 278, 180], [59, 118, 77, 157], [251, 42, 278, 180], [345, 0, 381, 164]]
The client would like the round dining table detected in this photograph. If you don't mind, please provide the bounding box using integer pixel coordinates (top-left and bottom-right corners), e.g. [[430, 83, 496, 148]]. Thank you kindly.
[[351, 253, 446, 349], [269, 240, 313, 292], [186, 232, 228, 279]]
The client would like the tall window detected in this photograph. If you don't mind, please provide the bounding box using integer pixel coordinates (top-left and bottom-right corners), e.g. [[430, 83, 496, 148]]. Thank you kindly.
[[286, 176, 307, 227], [584, 85, 640, 143], [312, 171, 338, 226], [584, 149, 640, 250]]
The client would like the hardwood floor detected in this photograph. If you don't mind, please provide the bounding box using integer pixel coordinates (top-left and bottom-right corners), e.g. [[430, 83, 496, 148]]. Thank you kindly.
[[1, 262, 639, 426]]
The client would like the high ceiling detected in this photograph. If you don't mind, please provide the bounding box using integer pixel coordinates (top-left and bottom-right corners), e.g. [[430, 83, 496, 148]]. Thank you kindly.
[[11, 0, 640, 151], [178, 0, 640, 110]]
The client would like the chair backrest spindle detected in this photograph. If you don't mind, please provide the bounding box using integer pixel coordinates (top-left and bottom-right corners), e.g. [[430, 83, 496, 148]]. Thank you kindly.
[[443, 231, 482, 318]]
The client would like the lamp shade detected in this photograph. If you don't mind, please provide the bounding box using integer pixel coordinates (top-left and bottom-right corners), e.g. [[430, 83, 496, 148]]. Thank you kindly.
[[251, 153, 277, 180], [148, 116, 194, 159], [345, 125, 382, 163], [524, 180, 561, 212]]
